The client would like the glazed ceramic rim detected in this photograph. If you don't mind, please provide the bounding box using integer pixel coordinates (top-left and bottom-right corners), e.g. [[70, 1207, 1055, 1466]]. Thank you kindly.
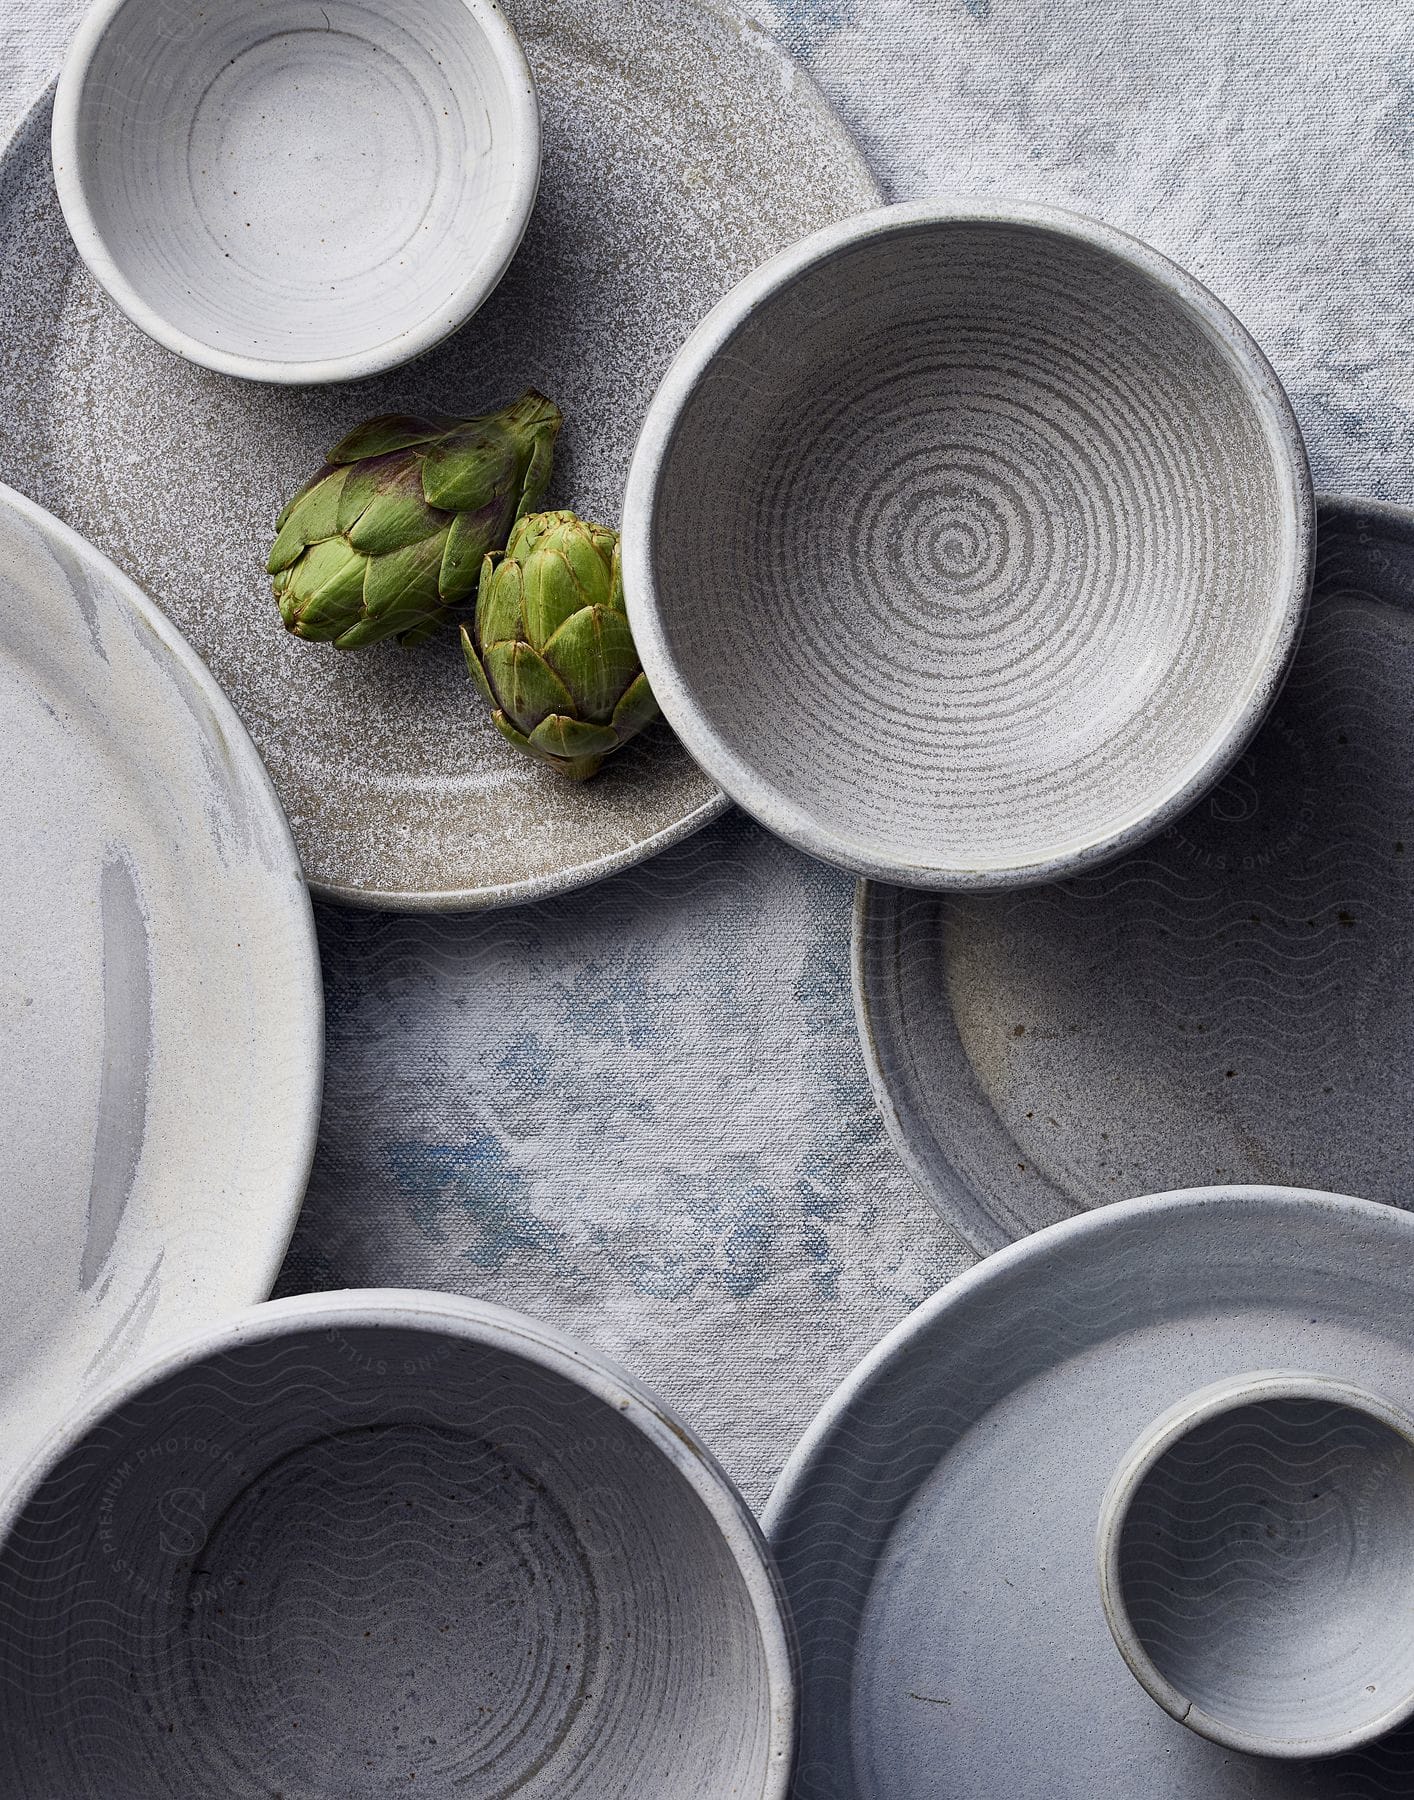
[[764, 1186, 1411, 1603], [0, 1287, 797, 1796], [849, 875, 1009, 1257], [1096, 1367, 1414, 1759], [765, 1188, 1400, 1527], [0, 478, 322, 1304], [308, 781, 733, 911], [50, 0, 541, 384], [848, 491, 1412, 1250], [1316, 492, 1414, 551], [622, 198, 1315, 890]]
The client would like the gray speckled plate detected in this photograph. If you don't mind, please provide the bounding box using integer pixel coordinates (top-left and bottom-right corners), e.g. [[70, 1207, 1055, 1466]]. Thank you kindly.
[[0, 1, 880, 910], [0, 481, 322, 1488], [855, 498, 1414, 1255], [765, 1185, 1414, 1800]]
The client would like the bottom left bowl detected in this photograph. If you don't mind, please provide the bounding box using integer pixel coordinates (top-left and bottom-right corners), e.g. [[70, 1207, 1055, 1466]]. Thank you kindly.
[[0, 1289, 794, 1799]]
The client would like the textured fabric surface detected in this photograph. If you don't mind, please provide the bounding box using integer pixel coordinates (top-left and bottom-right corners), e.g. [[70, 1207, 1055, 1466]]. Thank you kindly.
[[5, 0, 1413, 1509]]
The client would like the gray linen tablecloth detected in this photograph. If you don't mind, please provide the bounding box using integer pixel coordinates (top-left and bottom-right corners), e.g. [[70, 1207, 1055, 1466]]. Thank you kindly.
[[5, 0, 1412, 1509]]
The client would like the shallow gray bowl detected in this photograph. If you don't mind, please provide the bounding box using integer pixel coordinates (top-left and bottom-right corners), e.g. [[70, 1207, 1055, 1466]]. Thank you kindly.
[[623, 200, 1313, 889], [1098, 1370, 1414, 1759], [0, 1290, 794, 1798], [52, 0, 540, 382]]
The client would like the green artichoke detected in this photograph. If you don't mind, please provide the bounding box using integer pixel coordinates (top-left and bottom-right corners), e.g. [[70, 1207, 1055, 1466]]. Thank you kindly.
[[268, 391, 562, 650], [461, 510, 659, 780]]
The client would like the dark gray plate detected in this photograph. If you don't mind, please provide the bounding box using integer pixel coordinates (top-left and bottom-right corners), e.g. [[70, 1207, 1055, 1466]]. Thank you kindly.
[[855, 498, 1414, 1254]]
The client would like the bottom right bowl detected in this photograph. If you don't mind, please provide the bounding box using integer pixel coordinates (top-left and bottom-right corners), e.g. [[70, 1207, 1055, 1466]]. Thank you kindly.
[[1098, 1369, 1414, 1759]]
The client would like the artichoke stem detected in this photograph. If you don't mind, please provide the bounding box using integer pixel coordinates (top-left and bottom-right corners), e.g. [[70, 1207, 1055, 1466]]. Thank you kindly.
[[559, 755, 606, 781]]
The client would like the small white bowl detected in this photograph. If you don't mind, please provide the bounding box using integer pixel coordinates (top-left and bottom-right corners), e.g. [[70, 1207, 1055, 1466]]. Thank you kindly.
[[0, 1290, 795, 1796], [622, 200, 1312, 890], [1098, 1370, 1414, 1758], [51, 0, 540, 383]]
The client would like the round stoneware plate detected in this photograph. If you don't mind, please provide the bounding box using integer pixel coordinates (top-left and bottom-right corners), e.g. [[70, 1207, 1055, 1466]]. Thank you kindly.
[[765, 1185, 1414, 1799], [0, 482, 322, 1488], [854, 497, 1414, 1254], [0, 0, 880, 909]]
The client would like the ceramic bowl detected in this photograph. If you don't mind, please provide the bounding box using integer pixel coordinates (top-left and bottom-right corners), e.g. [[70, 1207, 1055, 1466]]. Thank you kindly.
[[622, 200, 1313, 889], [51, 0, 540, 383], [1098, 1370, 1414, 1758], [0, 1290, 794, 1798]]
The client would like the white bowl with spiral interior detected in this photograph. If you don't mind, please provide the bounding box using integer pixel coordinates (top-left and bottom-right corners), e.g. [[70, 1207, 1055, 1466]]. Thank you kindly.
[[622, 199, 1313, 888], [0, 1290, 794, 1799], [50, 0, 540, 383]]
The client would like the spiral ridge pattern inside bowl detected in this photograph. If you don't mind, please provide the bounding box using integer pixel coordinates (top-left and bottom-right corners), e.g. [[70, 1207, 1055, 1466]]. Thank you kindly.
[[643, 215, 1306, 883]]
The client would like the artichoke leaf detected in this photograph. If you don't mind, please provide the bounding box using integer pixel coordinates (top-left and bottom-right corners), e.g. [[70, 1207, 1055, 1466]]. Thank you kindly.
[[268, 514, 307, 576], [282, 541, 368, 638], [346, 462, 447, 555], [611, 670, 661, 742], [482, 640, 575, 735], [475, 555, 525, 648], [541, 604, 641, 723], [490, 711, 551, 763], [521, 545, 594, 647], [283, 535, 361, 604], [559, 522, 616, 609], [360, 534, 446, 632], [441, 504, 509, 602], [334, 458, 388, 535], [498, 709, 620, 779], [527, 713, 619, 771], [499, 390, 563, 433], [421, 435, 513, 513], [268, 465, 349, 572], [607, 539, 626, 613], [506, 509, 571, 564], [274, 477, 311, 534], [328, 414, 444, 463], [333, 613, 399, 650], [274, 569, 302, 631], [397, 616, 444, 648], [274, 462, 334, 534], [519, 426, 557, 518], [459, 624, 498, 710]]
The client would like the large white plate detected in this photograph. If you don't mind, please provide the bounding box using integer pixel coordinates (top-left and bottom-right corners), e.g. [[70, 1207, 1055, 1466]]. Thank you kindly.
[[0, 483, 322, 1484], [765, 1185, 1414, 1798], [0, 1, 880, 909]]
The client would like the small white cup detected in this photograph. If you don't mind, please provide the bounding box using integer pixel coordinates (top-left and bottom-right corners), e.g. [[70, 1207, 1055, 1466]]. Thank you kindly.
[[1098, 1370, 1414, 1758], [51, 0, 541, 382]]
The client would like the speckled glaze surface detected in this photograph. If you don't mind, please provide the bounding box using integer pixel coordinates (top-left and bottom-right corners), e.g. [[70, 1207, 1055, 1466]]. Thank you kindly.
[[51, 0, 540, 382], [0, 482, 321, 1491], [1098, 1371, 1414, 1759], [854, 497, 1414, 1254], [0, 1290, 795, 1799], [623, 200, 1313, 890], [765, 1186, 1414, 1800], [0, 3, 880, 908]]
